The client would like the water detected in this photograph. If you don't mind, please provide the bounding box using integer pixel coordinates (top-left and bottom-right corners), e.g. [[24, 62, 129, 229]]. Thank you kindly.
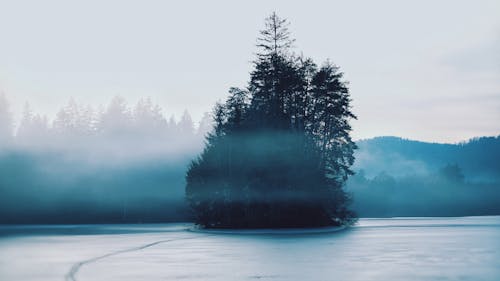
[[0, 217, 499, 281]]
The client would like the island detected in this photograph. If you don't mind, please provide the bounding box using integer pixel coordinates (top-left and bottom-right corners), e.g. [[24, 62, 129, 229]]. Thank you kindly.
[[186, 13, 357, 228]]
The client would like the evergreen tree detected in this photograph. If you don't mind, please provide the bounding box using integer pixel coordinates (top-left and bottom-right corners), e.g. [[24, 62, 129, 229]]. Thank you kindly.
[[133, 97, 167, 134], [17, 103, 50, 145], [0, 93, 13, 146], [98, 96, 132, 135], [51, 99, 97, 139], [197, 112, 213, 138], [186, 14, 357, 228], [178, 110, 195, 136], [256, 12, 294, 57]]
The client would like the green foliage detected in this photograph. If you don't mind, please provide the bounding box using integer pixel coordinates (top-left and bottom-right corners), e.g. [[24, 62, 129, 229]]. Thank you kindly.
[[186, 13, 357, 228]]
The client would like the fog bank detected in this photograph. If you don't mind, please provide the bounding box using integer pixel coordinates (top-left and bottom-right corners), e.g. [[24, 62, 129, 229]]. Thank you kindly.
[[0, 95, 208, 223]]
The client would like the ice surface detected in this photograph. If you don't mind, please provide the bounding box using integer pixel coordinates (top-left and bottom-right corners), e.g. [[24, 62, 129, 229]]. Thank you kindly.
[[1, 217, 499, 281]]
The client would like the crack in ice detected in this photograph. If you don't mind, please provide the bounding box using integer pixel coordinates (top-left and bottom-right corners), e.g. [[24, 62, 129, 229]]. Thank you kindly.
[[65, 235, 203, 281]]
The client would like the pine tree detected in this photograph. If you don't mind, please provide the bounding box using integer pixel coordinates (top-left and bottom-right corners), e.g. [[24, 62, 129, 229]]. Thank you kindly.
[[178, 110, 195, 136], [98, 96, 132, 135], [0, 93, 13, 146], [256, 12, 294, 57], [17, 103, 50, 145]]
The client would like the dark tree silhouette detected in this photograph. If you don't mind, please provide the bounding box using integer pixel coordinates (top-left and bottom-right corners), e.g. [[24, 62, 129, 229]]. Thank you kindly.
[[186, 14, 357, 228], [256, 12, 295, 57]]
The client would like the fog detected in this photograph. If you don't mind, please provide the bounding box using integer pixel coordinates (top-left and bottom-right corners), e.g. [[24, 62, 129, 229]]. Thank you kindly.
[[1, 94, 499, 223], [352, 136, 500, 181], [347, 136, 500, 217], [0, 94, 208, 223]]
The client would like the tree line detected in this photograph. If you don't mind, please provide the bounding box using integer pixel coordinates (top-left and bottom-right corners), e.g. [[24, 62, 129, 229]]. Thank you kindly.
[[0, 94, 201, 224], [0, 94, 211, 155]]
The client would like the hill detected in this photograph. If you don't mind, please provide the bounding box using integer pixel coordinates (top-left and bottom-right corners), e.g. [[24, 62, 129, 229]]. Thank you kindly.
[[347, 135, 500, 217], [353, 135, 500, 181]]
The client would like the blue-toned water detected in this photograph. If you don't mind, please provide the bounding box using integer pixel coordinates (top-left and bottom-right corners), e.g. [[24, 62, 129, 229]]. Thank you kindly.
[[1, 216, 499, 281]]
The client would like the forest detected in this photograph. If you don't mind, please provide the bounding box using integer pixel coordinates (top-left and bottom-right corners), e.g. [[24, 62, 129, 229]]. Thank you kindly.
[[0, 94, 205, 223]]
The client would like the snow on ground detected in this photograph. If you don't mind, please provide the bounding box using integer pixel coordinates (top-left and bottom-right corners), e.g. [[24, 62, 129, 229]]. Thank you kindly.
[[1, 217, 499, 281]]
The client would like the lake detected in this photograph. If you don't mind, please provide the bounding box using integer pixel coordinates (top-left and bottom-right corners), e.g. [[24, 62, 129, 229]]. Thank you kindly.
[[1, 216, 499, 281]]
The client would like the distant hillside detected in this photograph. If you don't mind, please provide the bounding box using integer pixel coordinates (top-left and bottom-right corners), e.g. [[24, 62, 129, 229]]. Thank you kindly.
[[2, 134, 499, 223], [347, 135, 500, 217], [353, 135, 500, 181]]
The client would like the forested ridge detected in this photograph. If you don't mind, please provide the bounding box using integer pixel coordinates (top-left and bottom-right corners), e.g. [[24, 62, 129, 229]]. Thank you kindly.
[[348, 136, 500, 217], [354, 136, 500, 180]]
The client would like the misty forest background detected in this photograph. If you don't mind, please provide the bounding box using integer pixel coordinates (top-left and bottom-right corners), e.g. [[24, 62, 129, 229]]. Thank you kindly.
[[0, 92, 499, 223]]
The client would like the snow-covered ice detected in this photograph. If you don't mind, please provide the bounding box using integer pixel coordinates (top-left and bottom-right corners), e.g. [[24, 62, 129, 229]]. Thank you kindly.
[[1, 217, 499, 281]]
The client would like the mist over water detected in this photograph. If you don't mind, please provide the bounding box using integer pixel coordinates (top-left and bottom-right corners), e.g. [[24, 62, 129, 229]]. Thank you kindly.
[[0, 95, 209, 223], [1, 94, 499, 223], [346, 136, 500, 217]]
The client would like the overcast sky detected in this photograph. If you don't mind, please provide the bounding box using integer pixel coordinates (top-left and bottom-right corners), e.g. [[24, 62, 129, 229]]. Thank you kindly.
[[0, 0, 499, 143]]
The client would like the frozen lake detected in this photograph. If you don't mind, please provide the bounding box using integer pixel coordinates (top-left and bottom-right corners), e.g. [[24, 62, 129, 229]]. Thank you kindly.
[[1, 217, 499, 281]]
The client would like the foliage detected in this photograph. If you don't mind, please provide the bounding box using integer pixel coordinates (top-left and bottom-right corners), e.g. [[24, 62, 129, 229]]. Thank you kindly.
[[186, 13, 357, 228]]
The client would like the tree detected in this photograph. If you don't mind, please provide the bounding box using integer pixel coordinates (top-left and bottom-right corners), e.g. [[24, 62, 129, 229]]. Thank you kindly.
[[248, 13, 304, 130], [17, 103, 50, 146], [186, 14, 357, 228], [197, 112, 213, 138], [178, 110, 194, 136], [439, 163, 465, 183], [310, 62, 357, 183], [52, 99, 96, 137], [133, 97, 167, 135], [0, 93, 13, 146], [257, 12, 294, 57], [98, 96, 132, 135]]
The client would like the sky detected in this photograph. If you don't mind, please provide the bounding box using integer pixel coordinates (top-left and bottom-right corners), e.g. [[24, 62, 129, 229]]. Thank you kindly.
[[0, 0, 499, 143]]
